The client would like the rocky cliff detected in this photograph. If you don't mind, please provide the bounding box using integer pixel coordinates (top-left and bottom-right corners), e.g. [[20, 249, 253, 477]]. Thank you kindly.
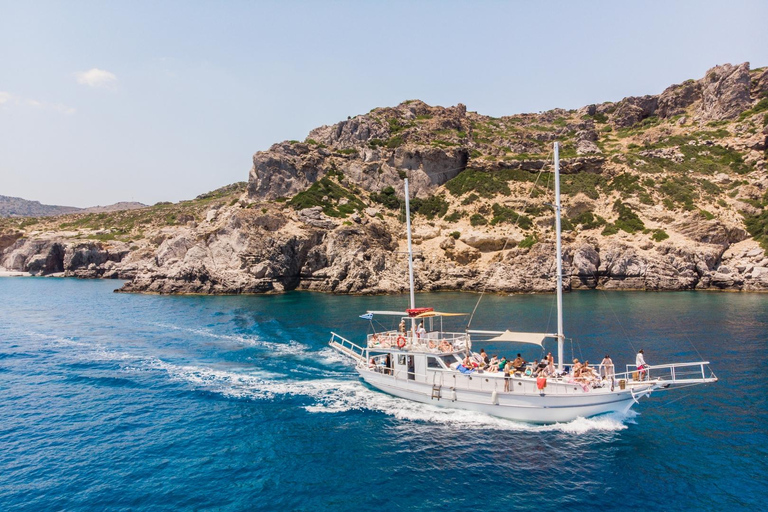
[[2, 63, 768, 294]]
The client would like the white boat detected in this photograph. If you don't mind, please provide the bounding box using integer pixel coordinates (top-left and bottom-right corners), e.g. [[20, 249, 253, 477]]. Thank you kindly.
[[329, 142, 717, 424]]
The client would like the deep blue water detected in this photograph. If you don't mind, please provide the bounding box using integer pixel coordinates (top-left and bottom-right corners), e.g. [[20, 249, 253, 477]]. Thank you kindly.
[[0, 278, 766, 511]]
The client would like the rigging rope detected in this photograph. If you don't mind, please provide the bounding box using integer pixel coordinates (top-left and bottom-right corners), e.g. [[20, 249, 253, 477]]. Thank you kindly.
[[466, 149, 554, 329]]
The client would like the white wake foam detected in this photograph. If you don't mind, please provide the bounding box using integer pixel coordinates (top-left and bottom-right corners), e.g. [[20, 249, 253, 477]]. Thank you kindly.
[[139, 356, 631, 433], [151, 322, 309, 356]]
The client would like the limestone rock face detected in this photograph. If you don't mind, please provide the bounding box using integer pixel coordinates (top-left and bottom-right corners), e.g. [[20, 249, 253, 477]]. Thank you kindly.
[[697, 63, 752, 121], [247, 142, 328, 200], [751, 68, 768, 98], [610, 96, 658, 128], [246, 101, 472, 202], [673, 216, 748, 246], [571, 244, 600, 288], [657, 80, 701, 118], [0, 239, 130, 277], [307, 116, 389, 149]]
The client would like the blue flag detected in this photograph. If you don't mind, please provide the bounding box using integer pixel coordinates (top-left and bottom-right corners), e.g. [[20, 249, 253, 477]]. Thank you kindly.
[[359, 312, 373, 320]]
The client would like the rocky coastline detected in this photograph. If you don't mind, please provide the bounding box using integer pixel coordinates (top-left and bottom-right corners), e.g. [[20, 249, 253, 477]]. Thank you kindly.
[[2, 62, 768, 295]]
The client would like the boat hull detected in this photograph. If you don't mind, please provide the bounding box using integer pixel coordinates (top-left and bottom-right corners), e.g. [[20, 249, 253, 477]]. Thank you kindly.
[[359, 369, 644, 424]]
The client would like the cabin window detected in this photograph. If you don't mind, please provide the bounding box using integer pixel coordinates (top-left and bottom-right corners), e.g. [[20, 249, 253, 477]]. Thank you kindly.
[[441, 355, 458, 366], [427, 357, 443, 369], [398, 355, 406, 365]]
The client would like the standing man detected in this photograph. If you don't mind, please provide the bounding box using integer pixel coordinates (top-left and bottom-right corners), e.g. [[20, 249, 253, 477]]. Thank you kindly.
[[600, 355, 615, 390], [636, 349, 648, 380], [416, 321, 426, 339]]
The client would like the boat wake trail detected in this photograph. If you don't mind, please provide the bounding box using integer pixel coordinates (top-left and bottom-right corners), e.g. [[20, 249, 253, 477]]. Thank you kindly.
[[150, 322, 309, 356], [138, 356, 633, 433]]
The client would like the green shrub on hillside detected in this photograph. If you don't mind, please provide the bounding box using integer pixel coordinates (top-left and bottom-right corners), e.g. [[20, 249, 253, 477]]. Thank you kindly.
[[613, 200, 645, 233], [518, 234, 537, 248], [287, 177, 365, 217], [410, 195, 449, 220], [470, 213, 488, 226], [559, 173, 606, 199], [742, 192, 768, 253], [370, 186, 401, 210], [571, 211, 607, 230], [606, 173, 645, 197], [652, 229, 669, 242], [659, 176, 697, 211], [444, 211, 464, 222], [489, 203, 532, 229], [461, 193, 480, 205], [445, 168, 536, 198], [446, 169, 511, 198]]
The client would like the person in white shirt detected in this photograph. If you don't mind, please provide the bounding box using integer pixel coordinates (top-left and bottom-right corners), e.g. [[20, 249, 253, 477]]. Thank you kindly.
[[416, 321, 426, 339], [636, 349, 648, 380]]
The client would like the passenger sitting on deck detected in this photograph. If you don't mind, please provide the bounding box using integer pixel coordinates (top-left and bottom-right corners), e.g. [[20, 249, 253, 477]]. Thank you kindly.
[[458, 357, 474, 373], [399, 319, 406, 334], [487, 355, 499, 372], [369, 357, 377, 369], [525, 360, 536, 377], [497, 356, 508, 372], [571, 359, 582, 376], [428, 339, 437, 350], [472, 351, 486, 368], [536, 358, 548, 376], [438, 339, 453, 352], [542, 359, 557, 377], [479, 349, 489, 365], [512, 354, 526, 372]]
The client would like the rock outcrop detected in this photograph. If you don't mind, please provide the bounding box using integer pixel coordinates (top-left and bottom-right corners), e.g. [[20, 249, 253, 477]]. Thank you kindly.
[[3, 62, 768, 295]]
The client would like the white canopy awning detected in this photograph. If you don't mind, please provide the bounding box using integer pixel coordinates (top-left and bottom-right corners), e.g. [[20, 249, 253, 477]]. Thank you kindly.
[[472, 330, 554, 346]]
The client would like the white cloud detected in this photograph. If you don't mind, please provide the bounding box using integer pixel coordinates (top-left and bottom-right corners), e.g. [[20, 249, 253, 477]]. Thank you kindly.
[[0, 91, 75, 115], [75, 68, 118, 88]]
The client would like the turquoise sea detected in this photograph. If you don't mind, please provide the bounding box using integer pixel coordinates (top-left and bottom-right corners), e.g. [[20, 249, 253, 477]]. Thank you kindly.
[[0, 278, 766, 511]]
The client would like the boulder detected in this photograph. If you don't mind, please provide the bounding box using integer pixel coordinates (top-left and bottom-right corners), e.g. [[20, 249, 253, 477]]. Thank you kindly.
[[462, 235, 514, 252]]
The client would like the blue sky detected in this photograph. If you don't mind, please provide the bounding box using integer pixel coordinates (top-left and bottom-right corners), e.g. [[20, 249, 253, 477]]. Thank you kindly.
[[1, 0, 766, 207]]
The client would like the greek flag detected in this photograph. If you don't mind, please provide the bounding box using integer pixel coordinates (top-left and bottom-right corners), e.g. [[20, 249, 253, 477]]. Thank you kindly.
[[359, 312, 374, 320]]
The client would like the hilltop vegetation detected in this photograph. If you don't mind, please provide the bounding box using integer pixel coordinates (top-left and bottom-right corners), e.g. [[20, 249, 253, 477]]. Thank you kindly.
[[3, 63, 768, 294]]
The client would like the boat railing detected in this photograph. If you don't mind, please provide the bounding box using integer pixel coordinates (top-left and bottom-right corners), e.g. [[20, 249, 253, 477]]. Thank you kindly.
[[619, 361, 717, 385], [366, 330, 469, 353], [366, 364, 603, 395], [329, 332, 366, 363]]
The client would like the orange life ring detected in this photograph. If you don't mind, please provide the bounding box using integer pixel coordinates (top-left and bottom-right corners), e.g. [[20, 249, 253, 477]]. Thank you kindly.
[[396, 335, 406, 349]]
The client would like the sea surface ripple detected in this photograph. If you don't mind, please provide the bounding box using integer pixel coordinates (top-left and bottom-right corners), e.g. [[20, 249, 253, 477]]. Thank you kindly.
[[0, 278, 765, 511]]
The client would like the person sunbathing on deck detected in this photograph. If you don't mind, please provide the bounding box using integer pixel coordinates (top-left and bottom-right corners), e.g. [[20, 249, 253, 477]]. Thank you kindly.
[[512, 354, 526, 372], [438, 340, 453, 352]]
